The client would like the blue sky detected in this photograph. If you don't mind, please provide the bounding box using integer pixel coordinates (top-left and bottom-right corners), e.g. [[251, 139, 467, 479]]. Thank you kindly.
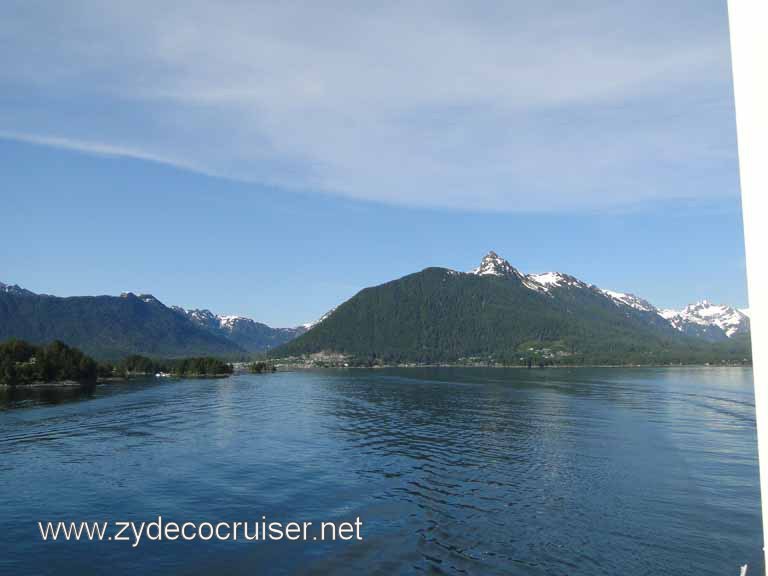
[[0, 1, 747, 326]]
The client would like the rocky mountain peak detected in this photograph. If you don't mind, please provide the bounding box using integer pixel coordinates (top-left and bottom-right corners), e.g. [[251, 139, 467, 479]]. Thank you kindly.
[[472, 251, 522, 278]]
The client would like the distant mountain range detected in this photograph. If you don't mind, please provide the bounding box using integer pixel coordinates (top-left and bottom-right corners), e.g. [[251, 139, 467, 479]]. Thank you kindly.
[[0, 283, 306, 359], [0, 254, 751, 364], [272, 252, 751, 365], [171, 306, 306, 352]]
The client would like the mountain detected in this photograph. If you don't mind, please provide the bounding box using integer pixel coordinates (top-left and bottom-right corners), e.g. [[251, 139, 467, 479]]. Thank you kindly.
[[0, 287, 244, 360], [171, 307, 307, 352], [0, 281, 35, 297], [660, 301, 750, 341], [273, 252, 751, 365]]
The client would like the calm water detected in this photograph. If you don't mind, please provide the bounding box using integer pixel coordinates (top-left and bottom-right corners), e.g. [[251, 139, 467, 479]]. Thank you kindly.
[[0, 368, 762, 575]]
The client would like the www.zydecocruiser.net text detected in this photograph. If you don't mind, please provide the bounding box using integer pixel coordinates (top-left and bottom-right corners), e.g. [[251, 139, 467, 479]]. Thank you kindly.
[[37, 516, 364, 548]]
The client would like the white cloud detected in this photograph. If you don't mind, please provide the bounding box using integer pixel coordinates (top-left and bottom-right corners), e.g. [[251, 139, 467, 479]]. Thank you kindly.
[[0, 0, 738, 211]]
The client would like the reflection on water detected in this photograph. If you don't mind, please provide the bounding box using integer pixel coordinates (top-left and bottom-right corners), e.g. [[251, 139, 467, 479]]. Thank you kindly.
[[0, 368, 761, 575], [1, 382, 97, 408]]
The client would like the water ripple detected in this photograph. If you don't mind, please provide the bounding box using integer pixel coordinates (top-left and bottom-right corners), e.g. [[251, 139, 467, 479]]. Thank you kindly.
[[0, 367, 761, 575]]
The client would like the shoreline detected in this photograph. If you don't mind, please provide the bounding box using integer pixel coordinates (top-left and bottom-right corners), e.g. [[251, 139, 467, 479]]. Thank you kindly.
[[269, 361, 752, 371], [0, 372, 232, 389], [3, 362, 751, 388]]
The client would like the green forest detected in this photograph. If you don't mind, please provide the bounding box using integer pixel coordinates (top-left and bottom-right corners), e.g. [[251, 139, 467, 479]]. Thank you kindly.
[[0, 339, 233, 386], [115, 354, 233, 377], [0, 339, 98, 386]]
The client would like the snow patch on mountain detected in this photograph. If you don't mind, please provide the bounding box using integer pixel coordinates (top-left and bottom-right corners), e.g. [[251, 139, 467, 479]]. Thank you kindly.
[[599, 289, 657, 313], [219, 315, 251, 330], [137, 293, 163, 305], [119, 291, 164, 305], [302, 307, 337, 330], [526, 272, 590, 293], [527, 272, 564, 288]]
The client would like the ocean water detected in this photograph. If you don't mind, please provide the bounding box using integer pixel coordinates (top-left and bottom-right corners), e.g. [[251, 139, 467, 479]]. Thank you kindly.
[[0, 367, 762, 575]]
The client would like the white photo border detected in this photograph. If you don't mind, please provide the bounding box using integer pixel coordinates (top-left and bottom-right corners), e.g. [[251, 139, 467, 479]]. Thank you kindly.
[[728, 0, 768, 570]]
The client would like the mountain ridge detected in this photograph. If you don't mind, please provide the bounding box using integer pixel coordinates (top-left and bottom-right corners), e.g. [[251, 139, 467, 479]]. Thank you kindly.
[[0, 253, 750, 363], [0, 286, 305, 359], [0, 289, 244, 360], [273, 252, 751, 364]]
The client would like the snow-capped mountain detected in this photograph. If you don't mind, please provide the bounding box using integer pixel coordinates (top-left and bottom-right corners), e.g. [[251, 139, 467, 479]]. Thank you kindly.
[[661, 301, 750, 340], [467, 252, 748, 341], [471, 254, 596, 294], [172, 307, 307, 352]]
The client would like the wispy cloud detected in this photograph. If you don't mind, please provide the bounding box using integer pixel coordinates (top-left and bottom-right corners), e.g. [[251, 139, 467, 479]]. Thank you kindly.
[[0, 130, 212, 174], [0, 0, 738, 211]]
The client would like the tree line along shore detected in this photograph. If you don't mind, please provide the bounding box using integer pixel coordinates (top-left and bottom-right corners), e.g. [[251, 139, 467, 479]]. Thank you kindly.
[[0, 339, 234, 387]]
